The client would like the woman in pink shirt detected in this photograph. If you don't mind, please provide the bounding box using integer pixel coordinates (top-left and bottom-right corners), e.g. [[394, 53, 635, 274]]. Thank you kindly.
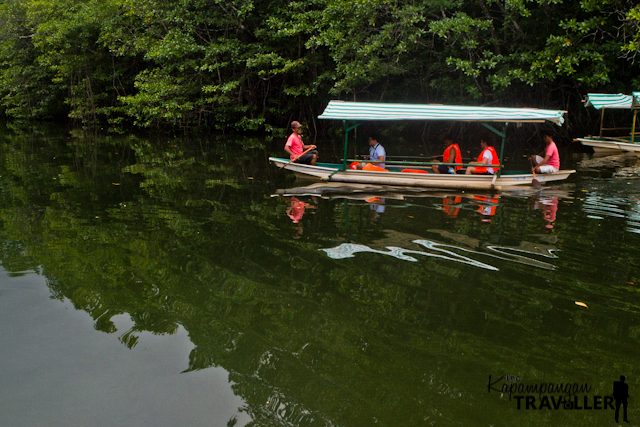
[[284, 121, 317, 165], [530, 133, 560, 173]]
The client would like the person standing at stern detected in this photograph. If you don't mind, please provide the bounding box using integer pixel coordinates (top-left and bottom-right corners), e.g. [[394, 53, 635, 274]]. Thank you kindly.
[[529, 133, 560, 173], [284, 121, 317, 165]]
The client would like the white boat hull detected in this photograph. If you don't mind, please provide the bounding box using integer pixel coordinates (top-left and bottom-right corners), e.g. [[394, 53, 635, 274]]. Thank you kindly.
[[270, 158, 575, 190], [577, 137, 640, 157]]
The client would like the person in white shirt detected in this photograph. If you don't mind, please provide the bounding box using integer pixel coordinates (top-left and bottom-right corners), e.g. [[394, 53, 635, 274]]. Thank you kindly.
[[466, 138, 499, 175], [356, 132, 386, 170]]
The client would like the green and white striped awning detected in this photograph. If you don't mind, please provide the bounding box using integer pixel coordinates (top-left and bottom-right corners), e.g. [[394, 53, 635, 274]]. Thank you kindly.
[[318, 100, 566, 126], [584, 93, 634, 109], [633, 92, 640, 108]]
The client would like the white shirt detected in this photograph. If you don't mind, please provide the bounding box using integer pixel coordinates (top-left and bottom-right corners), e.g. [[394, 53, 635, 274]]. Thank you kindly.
[[482, 149, 495, 174], [369, 144, 386, 169]]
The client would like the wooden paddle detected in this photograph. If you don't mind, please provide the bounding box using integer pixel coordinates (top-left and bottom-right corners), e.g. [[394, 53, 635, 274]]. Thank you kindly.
[[530, 159, 542, 189], [279, 146, 315, 169]]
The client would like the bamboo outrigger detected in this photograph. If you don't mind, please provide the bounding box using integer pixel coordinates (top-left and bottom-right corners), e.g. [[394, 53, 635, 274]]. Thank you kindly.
[[576, 92, 640, 157], [270, 101, 576, 191]]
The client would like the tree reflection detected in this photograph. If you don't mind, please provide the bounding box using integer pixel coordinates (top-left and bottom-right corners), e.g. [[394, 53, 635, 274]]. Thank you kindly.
[[1, 132, 640, 426]]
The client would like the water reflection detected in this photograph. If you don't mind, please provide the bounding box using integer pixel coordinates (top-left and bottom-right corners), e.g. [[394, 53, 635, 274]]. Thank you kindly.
[[530, 195, 559, 229], [365, 197, 385, 221], [470, 195, 499, 222], [577, 152, 637, 171], [581, 192, 640, 234], [4, 134, 640, 426], [275, 182, 505, 224], [274, 182, 425, 200], [278, 195, 318, 238], [322, 229, 557, 271], [441, 195, 462, 218]]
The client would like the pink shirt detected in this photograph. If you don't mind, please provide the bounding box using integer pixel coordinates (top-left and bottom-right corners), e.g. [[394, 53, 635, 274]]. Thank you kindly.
[[545, 141, 560, 170], [285, 133, 303, 160]]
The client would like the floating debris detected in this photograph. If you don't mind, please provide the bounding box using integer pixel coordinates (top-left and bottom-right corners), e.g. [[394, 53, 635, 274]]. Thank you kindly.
[[575, 301, 588, 308]]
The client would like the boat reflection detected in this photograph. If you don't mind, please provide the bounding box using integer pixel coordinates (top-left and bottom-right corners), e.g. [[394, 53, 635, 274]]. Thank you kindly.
[[274, 182, 504, 223], [577, 152, 638, 171], [322, 229, 557, 271], [273, 181, 434, 200], [581, 192, 640, 234]]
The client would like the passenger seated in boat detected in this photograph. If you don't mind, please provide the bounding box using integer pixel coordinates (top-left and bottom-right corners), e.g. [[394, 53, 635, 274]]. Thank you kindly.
[[529, 133, 560, 173], [431, 137, 462, 174], [466, 138, 499, 175], [284, 121, 317, 165], [355, 132, 387, 170]]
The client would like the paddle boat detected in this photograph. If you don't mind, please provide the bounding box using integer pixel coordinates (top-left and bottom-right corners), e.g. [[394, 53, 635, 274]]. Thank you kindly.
[[270, 101, 576, 191], [575, 92, 640, 156]]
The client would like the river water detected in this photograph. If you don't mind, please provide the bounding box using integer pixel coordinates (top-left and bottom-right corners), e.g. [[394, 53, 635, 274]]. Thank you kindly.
[[1, 129, 640, 426]]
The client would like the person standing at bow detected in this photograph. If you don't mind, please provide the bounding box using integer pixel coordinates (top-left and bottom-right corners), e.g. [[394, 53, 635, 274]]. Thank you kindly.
[[431, 137, 462, 174], [284, 121, 317, 165], [466, 138, 500, 175], [529, 133, 560, 173]]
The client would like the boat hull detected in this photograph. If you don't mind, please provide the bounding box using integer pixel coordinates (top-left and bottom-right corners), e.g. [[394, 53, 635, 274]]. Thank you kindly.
[[577, 137, 640, 157], [270, 158, 575, 190]]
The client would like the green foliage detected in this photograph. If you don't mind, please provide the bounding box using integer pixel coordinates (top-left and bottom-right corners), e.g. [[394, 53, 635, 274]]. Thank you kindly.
[[428, 0, 634, 100], [623, 6, 640, 58], [0, 0, 638, 131]]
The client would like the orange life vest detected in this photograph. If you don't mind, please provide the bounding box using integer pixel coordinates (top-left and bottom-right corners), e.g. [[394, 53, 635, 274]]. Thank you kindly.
[[364, 197, 382, 203], [401, 169, 429, 173], [362, 163, 388, 172], [443, 143, 462, 171], [443, 196, 462, 218], [475, 146, 500, 174], [474, 195, 498, 218]]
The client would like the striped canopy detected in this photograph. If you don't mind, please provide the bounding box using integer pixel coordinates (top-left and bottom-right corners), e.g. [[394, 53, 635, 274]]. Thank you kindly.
[[584, 93, 634, 109], [633, 92, 640, 108], [318, 100, 566, 126]]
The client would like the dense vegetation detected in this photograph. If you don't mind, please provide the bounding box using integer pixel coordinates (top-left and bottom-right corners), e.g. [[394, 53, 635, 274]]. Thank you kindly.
[[0, 0, 639, 135]]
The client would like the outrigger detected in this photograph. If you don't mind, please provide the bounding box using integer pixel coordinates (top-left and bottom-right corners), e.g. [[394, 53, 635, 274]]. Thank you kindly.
[[576, 92, 640, 156], [270, 101, 576, 191]]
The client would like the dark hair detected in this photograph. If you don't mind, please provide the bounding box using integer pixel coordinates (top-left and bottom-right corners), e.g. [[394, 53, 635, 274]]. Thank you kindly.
[[481, 134, 495, 145], [368, 131, 381, 142]]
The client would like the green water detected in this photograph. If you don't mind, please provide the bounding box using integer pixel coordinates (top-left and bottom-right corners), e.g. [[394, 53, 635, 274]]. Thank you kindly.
[[1, 130, 640, 426]]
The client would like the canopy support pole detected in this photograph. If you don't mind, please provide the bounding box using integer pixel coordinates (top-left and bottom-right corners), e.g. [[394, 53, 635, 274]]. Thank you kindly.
[[342, 120, 361, 171], [600, 109, 605, 138], [481, 122, 508, 178], [328, 120, 362, 180], [632, 110, 638, 144]]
